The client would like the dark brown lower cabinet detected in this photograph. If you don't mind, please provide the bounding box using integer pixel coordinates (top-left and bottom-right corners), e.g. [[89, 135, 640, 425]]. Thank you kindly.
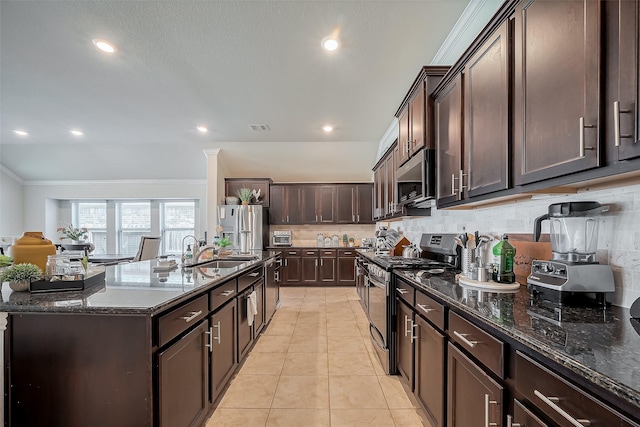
[[396, 300, 415, 388], [283, 251, 302, 284], [337, 250, 356, 286], [447, 343, 503, 427], [414, 315, 445, 427], [210, 300, 237, 402], [158, 321, 209, 427], [302, 255, 319, 284], [319, 250, 337, 284]]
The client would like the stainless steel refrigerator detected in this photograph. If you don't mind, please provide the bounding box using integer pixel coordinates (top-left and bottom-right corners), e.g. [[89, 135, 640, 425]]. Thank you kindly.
[[217, 205, 269, 253]]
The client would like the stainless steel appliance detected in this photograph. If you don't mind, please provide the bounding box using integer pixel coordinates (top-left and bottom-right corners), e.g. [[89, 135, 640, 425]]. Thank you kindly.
[[528, 201, 614, 304], [218, 205, 269, 251], [395, 148, 436, 207], [359, 233, 461, 374], [272, 230, 292, 247]]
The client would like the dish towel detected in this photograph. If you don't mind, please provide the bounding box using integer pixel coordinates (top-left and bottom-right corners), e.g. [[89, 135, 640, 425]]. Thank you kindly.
[[247, 291, 258, 326]]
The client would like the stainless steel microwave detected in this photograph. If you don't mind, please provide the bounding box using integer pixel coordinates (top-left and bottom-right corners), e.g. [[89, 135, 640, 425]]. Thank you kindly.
[[396, 148, 436, 207], [272, 230, 292, 247]]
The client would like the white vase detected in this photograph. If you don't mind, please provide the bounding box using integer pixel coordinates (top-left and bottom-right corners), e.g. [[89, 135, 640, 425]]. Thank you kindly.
[[9, 279, 30, 292]]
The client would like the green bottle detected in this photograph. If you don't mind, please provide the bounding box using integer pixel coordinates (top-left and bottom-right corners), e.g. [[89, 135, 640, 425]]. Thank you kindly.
[[492, 235, 516, 283]]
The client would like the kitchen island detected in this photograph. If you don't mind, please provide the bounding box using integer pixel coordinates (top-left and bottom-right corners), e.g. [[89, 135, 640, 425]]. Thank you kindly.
[[0, 251, 280, 427]]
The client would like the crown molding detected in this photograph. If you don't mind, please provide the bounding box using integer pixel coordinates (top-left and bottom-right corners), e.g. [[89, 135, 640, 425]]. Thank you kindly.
[[431, 0, 492, 65], [376, 118, 399, 161], [0, 164, 24, 185]]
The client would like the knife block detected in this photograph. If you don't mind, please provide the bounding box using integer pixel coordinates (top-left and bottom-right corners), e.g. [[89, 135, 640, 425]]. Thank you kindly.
[[390, 237, 410, 256]]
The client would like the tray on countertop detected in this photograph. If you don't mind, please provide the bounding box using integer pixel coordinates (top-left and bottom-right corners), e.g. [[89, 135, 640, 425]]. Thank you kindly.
[[29, 269, 106, 293]]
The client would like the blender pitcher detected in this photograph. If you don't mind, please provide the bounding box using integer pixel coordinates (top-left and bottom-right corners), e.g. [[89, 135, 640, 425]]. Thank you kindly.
[[533, 201, 607, 263]]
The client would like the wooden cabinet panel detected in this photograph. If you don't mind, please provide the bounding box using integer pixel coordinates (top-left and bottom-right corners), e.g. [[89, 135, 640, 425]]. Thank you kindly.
[[302, 250, 319, 284], [356, 184, 374, 223], [158, 321, 209, 427], [512, 399, 549, 427], [254, 279, 265, 334], [410, 82, 426, 154], [396, 300, 415, 388], [464, 20, 510, 198], [319, 254, 337, 284], [337, 249, 356, 286], [398, 105, 411, 166], [447, 343, 503, 427], [614, 0, 640, 161], [301, 185, 318, 224], [415, 291, 445, 331], [210, 300, 237, 401], [514, 0, 601, 185], [449, 311, 504, 378], [158, 294, 208, 347], [225, 178, 271, 207], [283, 250, 302, 284], [515, 352, 639, 427], [435, 73, 463, 206], [286, 186, 303, 224], [318, 185, 335, 223], [210, 280, 237, 312], [269, 185, 285, 224], [336, 185, 356, 223], [415, 315, 445, 427]]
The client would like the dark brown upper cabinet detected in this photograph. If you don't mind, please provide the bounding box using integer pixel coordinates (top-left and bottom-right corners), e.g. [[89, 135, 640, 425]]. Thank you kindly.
[[464, 20, 510, 198], [609, 0, 640, 162], [434, 73, 464, 207], [336, 184, 374, 224], [373, 141, 399, 219], [396, 67, 449, 168], [513, 0, 601, 185], [269, 184, 303, 224]]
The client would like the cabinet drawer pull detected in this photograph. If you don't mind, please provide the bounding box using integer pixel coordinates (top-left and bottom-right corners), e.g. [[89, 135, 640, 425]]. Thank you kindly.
[[417, 303, 434, 313], [404, 315, 411, 337], [248, 272, 260, 277], [410, 322, 417, 343], [221, 290, 234, 296], [534, 389, 591, 427], [396, 288, 408, 295], [343, 251, 352, 255], [307, 251, 315, 255], [288, 251, 297, 255], [453, 330, 478, 348], [506, 415, 521, 427], [451, 173, 457, 196], [484, 394, 498, 427], [180, 310, 202, 322]]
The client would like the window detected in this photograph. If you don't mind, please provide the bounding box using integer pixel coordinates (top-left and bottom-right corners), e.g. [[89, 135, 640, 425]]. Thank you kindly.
[[161, 201, 195, 255], [75, 202, 107, 254], [118, 202, 151, 255]]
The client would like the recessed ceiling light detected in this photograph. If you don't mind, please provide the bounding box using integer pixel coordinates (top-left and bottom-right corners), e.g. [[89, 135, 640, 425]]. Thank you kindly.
[[322, 125, 334, 133], [70, 129, 84, 136], [92, 38, 116, 54], [13, 129, 28, 137], [196, 126, 208, 133], [321, 37, 339, 51]]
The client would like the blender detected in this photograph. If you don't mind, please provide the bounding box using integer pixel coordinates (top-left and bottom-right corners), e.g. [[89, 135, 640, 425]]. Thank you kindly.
[[527, 201, 614, 304]]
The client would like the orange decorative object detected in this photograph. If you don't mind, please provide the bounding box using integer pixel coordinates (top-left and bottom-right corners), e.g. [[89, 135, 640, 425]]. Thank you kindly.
[[9, 232, 57, 272]]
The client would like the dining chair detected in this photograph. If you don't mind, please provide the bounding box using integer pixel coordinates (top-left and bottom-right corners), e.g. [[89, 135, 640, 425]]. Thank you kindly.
[[132, 236, 161, 262]]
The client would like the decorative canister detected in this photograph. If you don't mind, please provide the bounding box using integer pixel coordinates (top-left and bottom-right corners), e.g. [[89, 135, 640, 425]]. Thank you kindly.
[[9, 232, 57, 272]]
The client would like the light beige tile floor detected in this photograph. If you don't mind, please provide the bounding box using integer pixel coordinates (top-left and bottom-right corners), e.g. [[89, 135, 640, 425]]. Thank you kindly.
[[206, 286, 432, 427]]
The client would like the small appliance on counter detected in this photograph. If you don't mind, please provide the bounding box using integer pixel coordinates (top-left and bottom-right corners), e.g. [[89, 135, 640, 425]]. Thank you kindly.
[[527, 201, 614, 305], [272, 230, 292, 247]]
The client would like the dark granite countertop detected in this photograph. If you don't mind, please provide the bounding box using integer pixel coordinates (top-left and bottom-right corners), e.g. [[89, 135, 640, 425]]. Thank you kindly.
[[395, 269, 640, 413], [0, 250, 281, 316]]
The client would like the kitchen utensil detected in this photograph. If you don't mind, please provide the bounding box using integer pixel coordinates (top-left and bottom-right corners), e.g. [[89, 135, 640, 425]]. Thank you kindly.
[[402, 244, 420, 258], [454, 236, 464, 248]]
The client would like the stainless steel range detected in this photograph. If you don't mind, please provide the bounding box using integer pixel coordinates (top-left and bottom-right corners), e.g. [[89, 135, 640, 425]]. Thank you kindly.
[[358, 233, 461, 374]]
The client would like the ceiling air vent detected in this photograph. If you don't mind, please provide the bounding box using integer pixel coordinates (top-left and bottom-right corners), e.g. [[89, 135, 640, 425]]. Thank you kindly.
[[248, 124, 271, 131]]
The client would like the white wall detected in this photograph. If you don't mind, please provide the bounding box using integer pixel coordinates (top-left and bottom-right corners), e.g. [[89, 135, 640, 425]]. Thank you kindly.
[[0, 166, 24, 238], [385, 182, 640, 308], [22, 180, 207, 241]]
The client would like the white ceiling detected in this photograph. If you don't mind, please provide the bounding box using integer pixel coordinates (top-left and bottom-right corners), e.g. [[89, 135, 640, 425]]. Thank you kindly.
[[0, 0, 487, 183]]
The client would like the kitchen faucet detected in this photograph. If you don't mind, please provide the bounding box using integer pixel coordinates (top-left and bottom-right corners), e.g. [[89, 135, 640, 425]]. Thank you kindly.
[[181, 235, 199, 266]]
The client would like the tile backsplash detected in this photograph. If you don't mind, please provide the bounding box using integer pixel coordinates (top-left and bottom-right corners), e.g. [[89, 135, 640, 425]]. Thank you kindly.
[[385, 182, 640, 308], [271, 224, 375, 248]]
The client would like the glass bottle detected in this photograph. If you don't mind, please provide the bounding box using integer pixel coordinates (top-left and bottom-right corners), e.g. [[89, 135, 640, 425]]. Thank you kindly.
[[492, 235, 516, 283], [185, 244, 193, 265]]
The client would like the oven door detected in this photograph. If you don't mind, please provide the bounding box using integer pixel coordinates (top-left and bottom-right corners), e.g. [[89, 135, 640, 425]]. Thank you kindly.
[[368, 274, 389, 372]]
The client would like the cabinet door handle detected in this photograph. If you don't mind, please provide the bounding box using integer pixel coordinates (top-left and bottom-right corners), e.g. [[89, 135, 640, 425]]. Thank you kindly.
[[459, 169, 466, 197], [396, 288, 408, 295], [357, 214, 360, 222], [221, 290, 234, 296], [181, 310, 202, 322], [320, 259, 324, 266], [534, 389, 591, 427], [307, 251, 315, 255], [205, 326, 213, 352], [451, 173, 457, 196], [287, 215, 289, 222], [285, 259, 288, 267], [316, 215, 319, 222], [484, 394, 498, 427], [614, 101, 634, 147], [453, 330, 478, 348], [212, 320, 222, 344], [315, 259, 318, 267], [417, 303, 434, 314], [353, 214, 356, 222], [579, 117, 596, 158], [410, 321, 418, 343], [404, 315, 411, 337]]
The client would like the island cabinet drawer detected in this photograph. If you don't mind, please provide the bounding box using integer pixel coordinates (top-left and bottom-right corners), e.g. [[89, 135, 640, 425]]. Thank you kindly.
[[158, 294, 208, 347], [209, 280, 237, 312], [415, 290, 445, 331], [238, 266, 263, 292], [448, 311, 504, 378], [515, 352, 640, 427], [395, 278, 415, 305], [285, 249, 301, 257], [337, 249, 356, 257], [304, 249, 320, 257], [320, 249, 336, 257]]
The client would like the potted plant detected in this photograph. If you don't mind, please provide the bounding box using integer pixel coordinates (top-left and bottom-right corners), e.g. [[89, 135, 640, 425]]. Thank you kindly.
[[236, 188, 253, 205], [216, 237, 233, 256], [0, 262, 42, 292]]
